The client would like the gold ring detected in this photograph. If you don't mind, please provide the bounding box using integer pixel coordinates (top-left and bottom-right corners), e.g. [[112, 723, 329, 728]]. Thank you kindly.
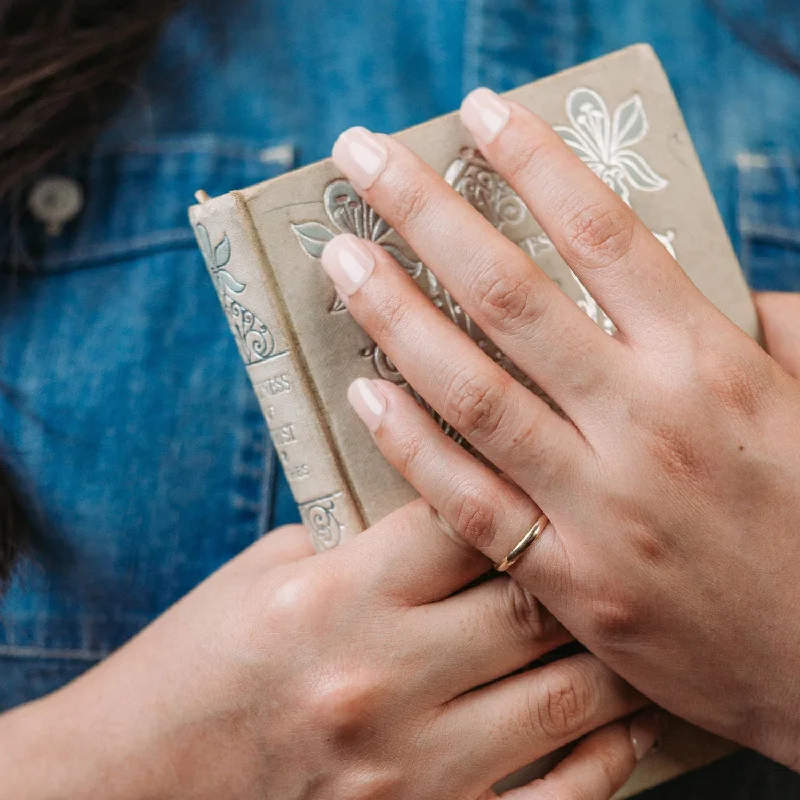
[[494, 512, 549, 572]]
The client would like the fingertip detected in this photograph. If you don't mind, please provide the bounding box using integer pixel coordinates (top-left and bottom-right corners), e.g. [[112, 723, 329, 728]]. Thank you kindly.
[[630, 708, 662, 761], [347, 377, 387, 433]]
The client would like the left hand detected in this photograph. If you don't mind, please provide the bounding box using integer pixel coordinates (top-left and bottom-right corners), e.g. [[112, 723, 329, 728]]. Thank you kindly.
[[320, 89, 800, 770]]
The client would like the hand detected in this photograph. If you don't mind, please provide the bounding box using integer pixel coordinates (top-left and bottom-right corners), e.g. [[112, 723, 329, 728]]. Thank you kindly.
[[0, 504, 654, 799], [322, 90, 800, 770]]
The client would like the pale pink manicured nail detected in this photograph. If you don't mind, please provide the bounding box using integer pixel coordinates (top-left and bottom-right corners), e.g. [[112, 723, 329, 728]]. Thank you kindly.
[[321, 234, 375, 295], [347, 378, 387, 432], [630, 709, 662, 761], [460, 87, 511, 144], [332, 127, 388, 189]]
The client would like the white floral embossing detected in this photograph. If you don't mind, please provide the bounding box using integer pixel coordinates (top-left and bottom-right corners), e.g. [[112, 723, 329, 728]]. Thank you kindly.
[[554, 88, 668, 206], [299, 493, 344, 550], [196, 223, 276, 364], [292, 181, 421, 313]]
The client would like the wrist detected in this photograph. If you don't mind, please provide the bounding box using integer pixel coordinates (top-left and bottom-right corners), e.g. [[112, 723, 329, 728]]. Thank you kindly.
[[0, 663, 173, 800], [0, 638, 267, 800], [0, 690, 111, 799], [0, 682, 145, 800]]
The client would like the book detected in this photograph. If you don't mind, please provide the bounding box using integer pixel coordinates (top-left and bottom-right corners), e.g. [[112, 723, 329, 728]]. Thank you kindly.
[[189, 44, 754, 797]]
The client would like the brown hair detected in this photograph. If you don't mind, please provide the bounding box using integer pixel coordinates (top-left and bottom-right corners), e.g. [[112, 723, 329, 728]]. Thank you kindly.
[[0, 0, 186, 202]]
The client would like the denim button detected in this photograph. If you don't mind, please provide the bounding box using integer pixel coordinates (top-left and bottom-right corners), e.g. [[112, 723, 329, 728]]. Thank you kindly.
[[28, 175, 84, 236]]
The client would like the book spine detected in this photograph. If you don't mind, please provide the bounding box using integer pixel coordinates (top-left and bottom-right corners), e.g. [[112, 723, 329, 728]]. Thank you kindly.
[[189, 191, 365, 551]]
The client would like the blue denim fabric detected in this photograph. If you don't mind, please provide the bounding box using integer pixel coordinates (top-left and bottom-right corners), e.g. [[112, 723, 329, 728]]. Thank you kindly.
[[737, 152, 800, 290], [0, 139, 296, 691], [1, 3, 799, 792]]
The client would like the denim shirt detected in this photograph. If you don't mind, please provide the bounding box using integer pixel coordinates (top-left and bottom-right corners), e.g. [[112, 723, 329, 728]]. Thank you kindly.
[[1, 2, 799, 788]]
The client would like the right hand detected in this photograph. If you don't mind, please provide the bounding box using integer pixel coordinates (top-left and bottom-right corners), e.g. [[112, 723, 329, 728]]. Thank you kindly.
[[0, 500, 656, 800]]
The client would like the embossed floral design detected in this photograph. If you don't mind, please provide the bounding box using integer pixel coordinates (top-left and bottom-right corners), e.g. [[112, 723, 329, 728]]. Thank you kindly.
[[300, 494, 344, 550], [196, 223, 276, 364], [444, 149, 528, 233], [293, 181, 421, 312], [196, 222, 240, 292], [554, 88, 668, 205]]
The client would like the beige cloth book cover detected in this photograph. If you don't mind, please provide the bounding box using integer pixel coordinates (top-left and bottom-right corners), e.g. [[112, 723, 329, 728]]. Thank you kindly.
[[190, 44, 754, 797]]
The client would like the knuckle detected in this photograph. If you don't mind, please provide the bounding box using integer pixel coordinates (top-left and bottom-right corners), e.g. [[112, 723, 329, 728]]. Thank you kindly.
[[308, 669, 381, 744], [561, 199, 635, 270], [530, 661, 596, 743], [238, 568, 325, 651], [266, 569, 328, 621], [503, 578, 560, 644], [448, 479, 499, 552], [424, 502, 477, 554], [368, 290, 412, 348], [442, 366, 513, 443], [628, 523, 667, 566], [388, 177, 431, 232], [392, 427, 431, 479], [474, 263, 551, 335], [590, 595, 641, 641], [703, 350, 772, 418], [501, 131, 553, 187]]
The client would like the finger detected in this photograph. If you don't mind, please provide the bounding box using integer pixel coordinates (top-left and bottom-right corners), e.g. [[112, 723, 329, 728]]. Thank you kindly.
[[416, 575, 572, 698], [339, 496, 490, 605], [444, 653, 645, 787], [330, 127, 627, 420], [323, 233, 590, 501], [499, 710, 661, 800], [348, 377, 571, 588], [755, 291, 800, 379], [459, 89, 702, 345]]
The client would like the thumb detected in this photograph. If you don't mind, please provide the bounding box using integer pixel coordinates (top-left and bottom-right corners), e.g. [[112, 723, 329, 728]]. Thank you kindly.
[[755, 291, 800, 379]]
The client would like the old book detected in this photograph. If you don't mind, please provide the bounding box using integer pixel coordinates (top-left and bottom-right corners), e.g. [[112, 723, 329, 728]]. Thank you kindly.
[[190, 44, 753, 797]]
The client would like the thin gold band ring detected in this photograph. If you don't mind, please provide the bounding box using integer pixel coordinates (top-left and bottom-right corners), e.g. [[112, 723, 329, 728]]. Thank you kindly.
[[494, 512, 549, 572]]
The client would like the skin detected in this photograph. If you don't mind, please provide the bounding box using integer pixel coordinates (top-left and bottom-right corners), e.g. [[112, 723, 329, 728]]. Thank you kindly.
[[0, 503, 656, 799], [323, 91, 800, 771]]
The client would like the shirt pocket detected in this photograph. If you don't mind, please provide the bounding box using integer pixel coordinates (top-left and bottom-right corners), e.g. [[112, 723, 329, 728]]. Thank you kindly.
[[5, 135, 295, 274], [0, 136, 294, 694], [737, 151, 800, 292]]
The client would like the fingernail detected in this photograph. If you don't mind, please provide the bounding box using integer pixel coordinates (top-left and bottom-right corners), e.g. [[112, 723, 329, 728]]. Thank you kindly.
[[630, 709, 662, 761], [460, 88, 511, 145], [347, 378, 387, 432], [321, 234, 375, 295], [332, 127, 388, 190]]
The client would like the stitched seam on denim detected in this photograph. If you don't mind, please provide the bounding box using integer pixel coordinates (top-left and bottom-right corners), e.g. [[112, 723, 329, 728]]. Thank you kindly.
[[0, 645, 106, 661], [32, 145, 294, 273], [229, 375, 269, 540], [89, 136, 297, 163], [738, 222, 800, 248], [38, 232, 198, 273]]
